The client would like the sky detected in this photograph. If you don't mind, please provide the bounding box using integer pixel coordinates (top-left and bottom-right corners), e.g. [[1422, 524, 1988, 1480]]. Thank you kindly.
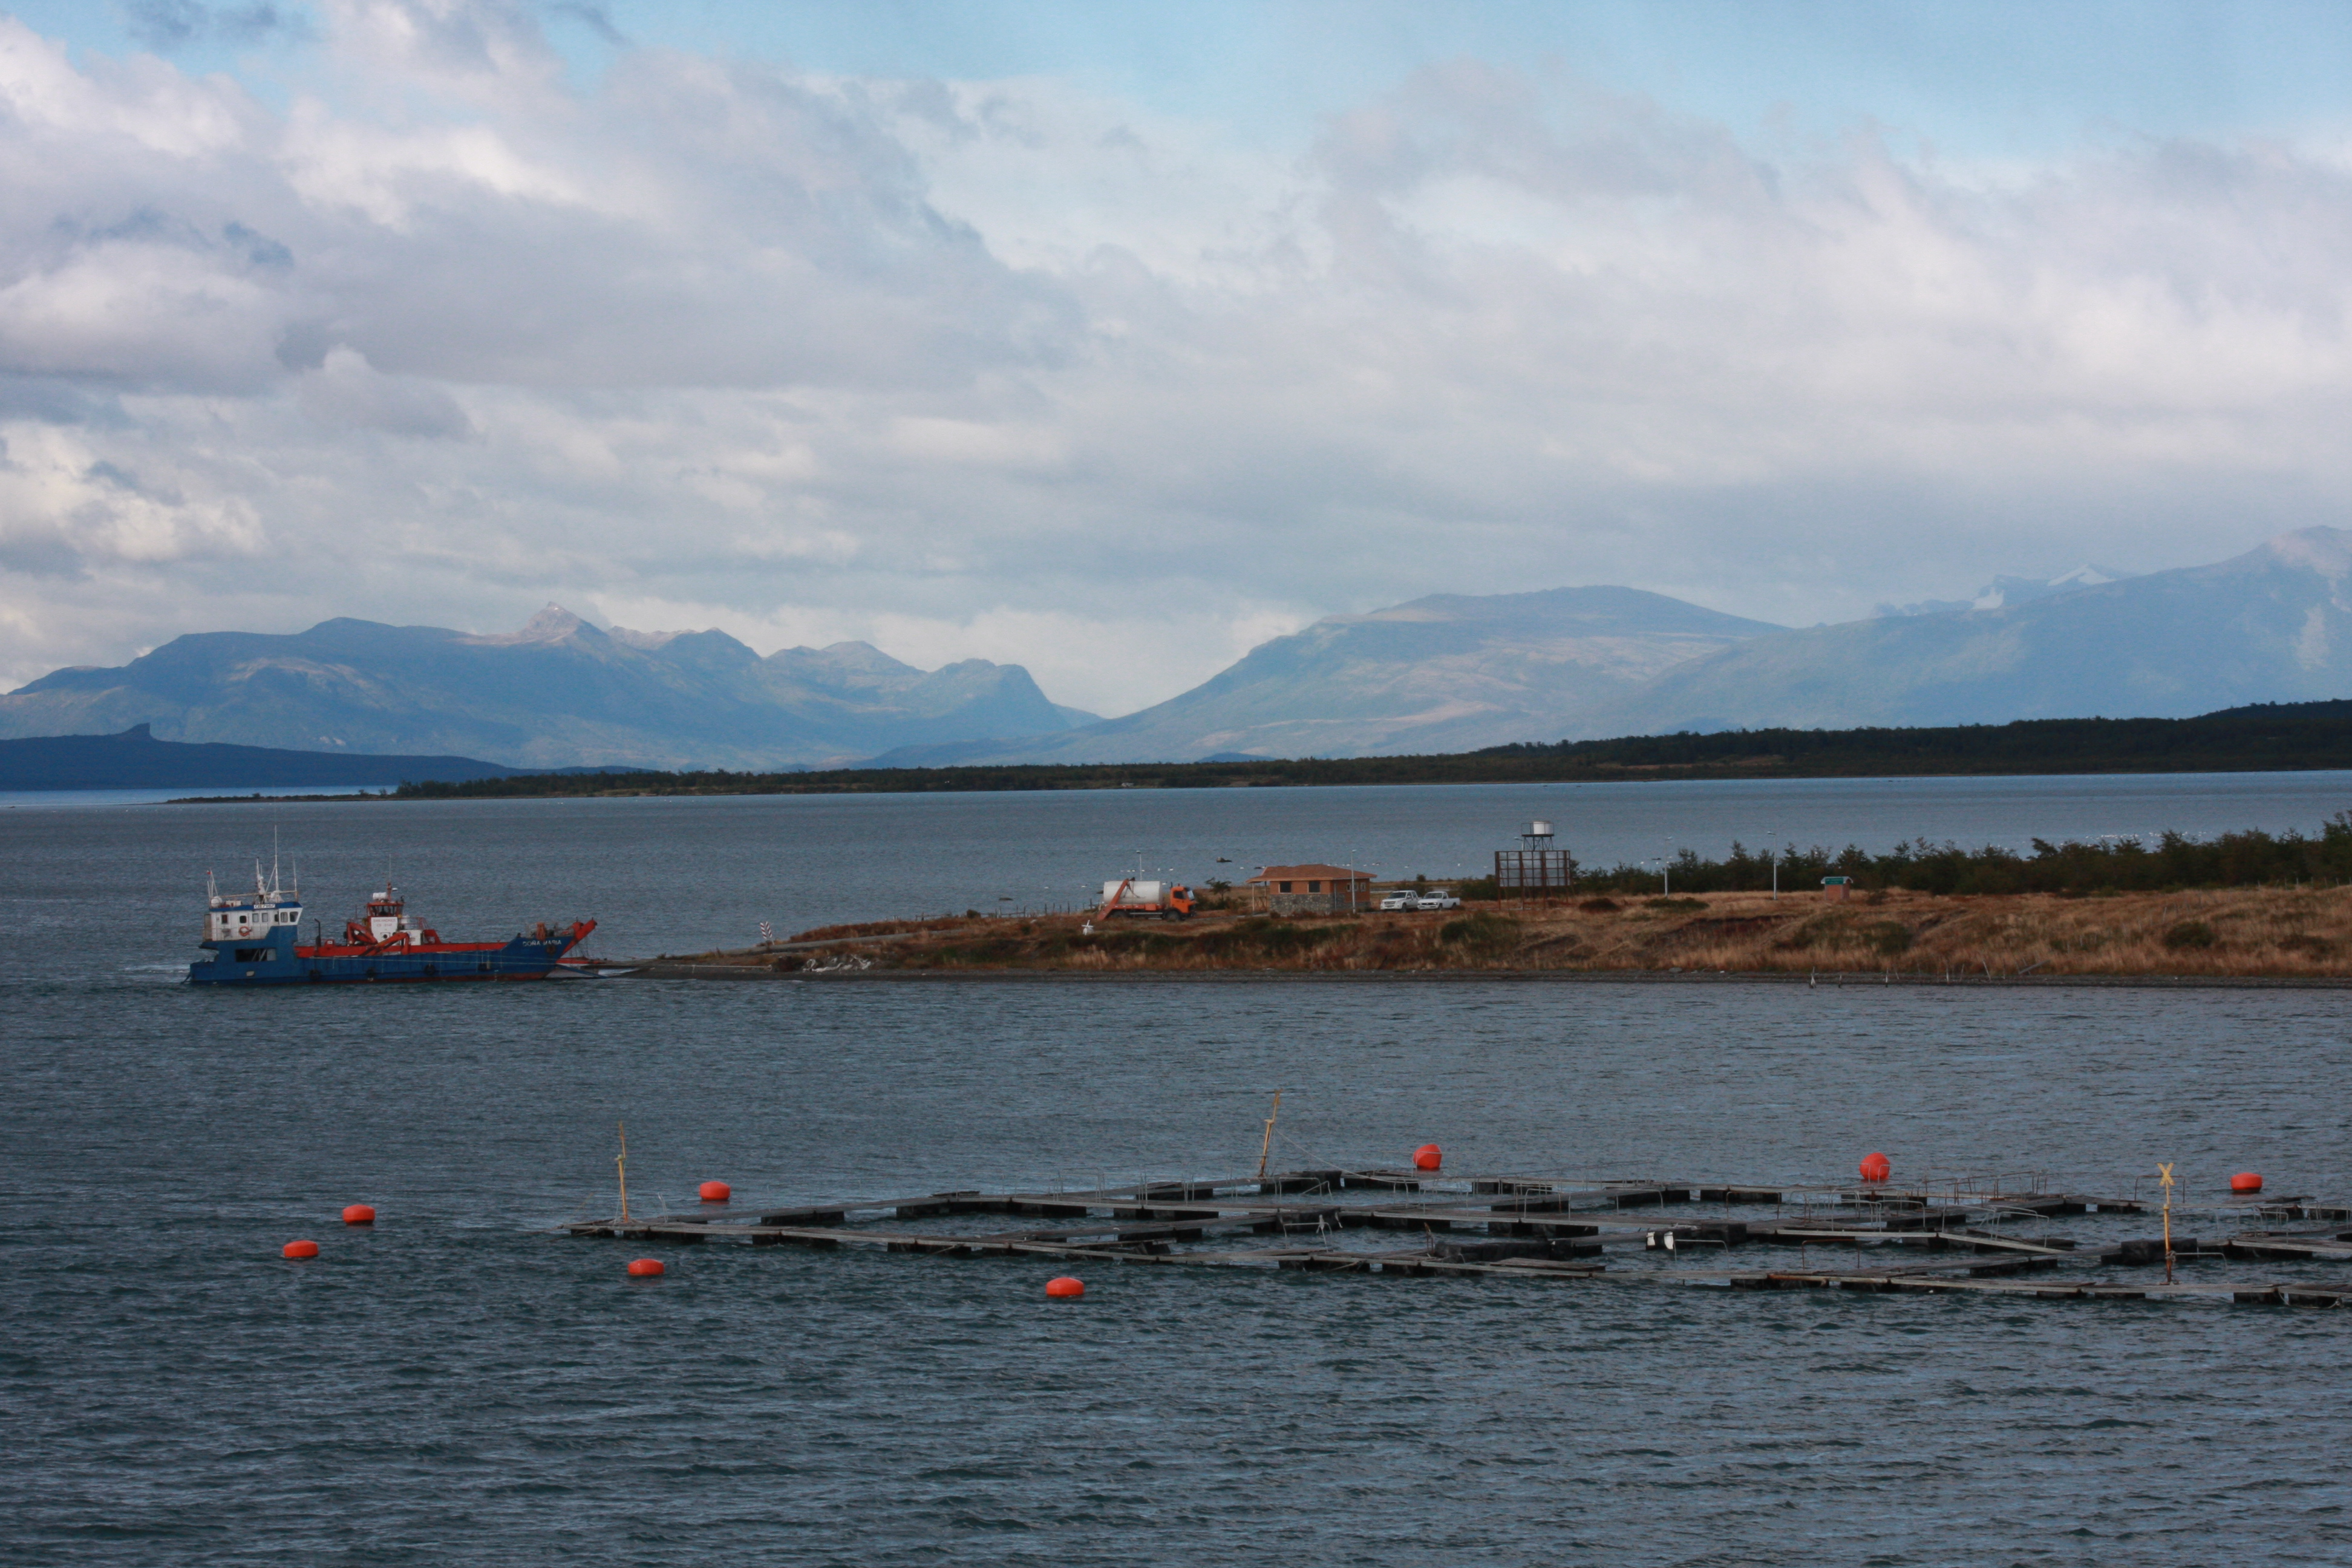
[[0, 2, 2348, 714]]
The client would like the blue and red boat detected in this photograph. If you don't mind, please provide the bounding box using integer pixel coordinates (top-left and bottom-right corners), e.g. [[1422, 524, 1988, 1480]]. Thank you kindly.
[[188, 863, 596, 986]]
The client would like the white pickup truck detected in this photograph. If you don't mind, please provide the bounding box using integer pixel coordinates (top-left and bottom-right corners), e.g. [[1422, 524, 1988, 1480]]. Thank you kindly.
[[1379, 889, 1462, 910]]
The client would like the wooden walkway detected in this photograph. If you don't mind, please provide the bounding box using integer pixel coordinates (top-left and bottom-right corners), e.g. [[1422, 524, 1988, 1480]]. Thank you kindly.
[[564, 1169, 2352, 1308]]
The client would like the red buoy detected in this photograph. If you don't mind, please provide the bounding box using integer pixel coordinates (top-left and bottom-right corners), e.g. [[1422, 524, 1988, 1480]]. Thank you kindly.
[[1045, 1275, 1085, 1299], [1859, 1152, 1892, 1183], [626, 1258, 665, 1277], [282, 1240, 319, 1259], [697, 1181, 731, 1204], [342, 1204, 376, 1225], [2230, 1171, 2263, 1194], [1413, 1143, 1442, 1172]]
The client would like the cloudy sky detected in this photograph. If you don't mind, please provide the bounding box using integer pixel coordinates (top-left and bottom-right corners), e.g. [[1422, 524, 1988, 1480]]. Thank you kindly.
[[1, 1, 2348, 714]]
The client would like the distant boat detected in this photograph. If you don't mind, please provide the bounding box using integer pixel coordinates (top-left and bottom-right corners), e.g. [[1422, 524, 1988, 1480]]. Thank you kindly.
[[188, 861, 595, 987]]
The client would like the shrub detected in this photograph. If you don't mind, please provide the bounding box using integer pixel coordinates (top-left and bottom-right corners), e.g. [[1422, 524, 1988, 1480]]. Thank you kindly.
[[1191, 918, 1342, 959], [2163, 920, 2217, 951], [1864, 920, 1913, 956], [1439, 912, 1521, 956], [1646, 897, 1705, 913], [935, 938, 1029, 965], [1777, 913, 1850, 951], [1578, 897, 1621, 913], [1076, 929, 1149, 954]]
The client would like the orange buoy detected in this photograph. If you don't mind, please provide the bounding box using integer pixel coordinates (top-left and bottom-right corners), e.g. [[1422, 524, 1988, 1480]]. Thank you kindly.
[[282, 1240, 320, 1259], [1859, 1152, 1892, 1183], [342, 1204, 376, 1225], [1413, 1143, 1442, 1172], [626, 1258, 665, 1277], [1045, 1275, 1085, 1299], [697, 1180, 731, 1204], [2230, 1171, 2263, 1194]]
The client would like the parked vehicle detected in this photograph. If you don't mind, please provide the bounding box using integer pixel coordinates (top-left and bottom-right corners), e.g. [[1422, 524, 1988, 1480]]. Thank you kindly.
[[1415, 890, 1462, 910], [1377, 892, 1419, 910], [1098, 877, 1197, 920]]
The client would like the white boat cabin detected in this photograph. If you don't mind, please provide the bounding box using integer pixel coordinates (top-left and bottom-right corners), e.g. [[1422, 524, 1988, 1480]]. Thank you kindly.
[[205, 863, 302, 943]]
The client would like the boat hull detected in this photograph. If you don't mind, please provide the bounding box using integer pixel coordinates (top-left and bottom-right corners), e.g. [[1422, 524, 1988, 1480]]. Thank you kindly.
[[188, 926, 587, 987]]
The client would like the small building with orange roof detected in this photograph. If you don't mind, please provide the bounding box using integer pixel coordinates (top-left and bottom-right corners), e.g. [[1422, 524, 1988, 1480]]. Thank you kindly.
[[1245, 863, 1373, 915]]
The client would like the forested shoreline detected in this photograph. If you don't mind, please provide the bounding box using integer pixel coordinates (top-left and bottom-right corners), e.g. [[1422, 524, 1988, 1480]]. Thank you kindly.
[[384, 699, 2352, 799], [1566, 816, 2352, 897]]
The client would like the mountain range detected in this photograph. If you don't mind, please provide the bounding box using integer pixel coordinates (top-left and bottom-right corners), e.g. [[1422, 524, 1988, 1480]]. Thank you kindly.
[[1574, 528, 2352, 737], [870, 586, 1779, 765], [8, 528, 2352, 769], [0, 607, 1091, 769], [1876, 563, 2126, 618], [872, 527, 2352, 764]]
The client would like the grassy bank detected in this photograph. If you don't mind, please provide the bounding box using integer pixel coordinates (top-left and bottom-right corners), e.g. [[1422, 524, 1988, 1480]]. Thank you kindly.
[[656, 886, 2352, 979]]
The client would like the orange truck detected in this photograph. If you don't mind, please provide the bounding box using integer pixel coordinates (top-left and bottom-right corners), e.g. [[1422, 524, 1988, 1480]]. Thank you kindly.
[[1097, 878, 1197, 920]]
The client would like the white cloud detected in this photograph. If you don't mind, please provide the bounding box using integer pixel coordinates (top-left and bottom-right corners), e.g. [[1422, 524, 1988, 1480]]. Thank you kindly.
[[296, 345, 472, 436], [0, 12, 2347, 711], [0, 420, 265, 573]]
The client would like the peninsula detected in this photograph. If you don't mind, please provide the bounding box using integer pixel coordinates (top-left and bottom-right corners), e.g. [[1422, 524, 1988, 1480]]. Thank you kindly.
[[633, 886, 2352, 983]]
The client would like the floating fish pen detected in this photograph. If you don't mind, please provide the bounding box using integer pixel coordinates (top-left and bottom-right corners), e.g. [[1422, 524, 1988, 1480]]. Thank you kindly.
[[565, 1165, 2352, 1308]]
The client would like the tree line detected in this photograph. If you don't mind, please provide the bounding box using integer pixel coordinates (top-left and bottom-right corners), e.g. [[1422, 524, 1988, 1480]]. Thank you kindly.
[[1563, 816, 2352, 897], [391, 699, 2352, 799]]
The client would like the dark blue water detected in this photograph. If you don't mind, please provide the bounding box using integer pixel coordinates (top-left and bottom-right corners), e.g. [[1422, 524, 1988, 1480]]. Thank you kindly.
[[8, 784, 2352, 1564]]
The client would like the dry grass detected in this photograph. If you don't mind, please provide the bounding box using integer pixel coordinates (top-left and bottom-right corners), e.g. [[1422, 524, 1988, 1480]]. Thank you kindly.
[[718, 887, 2352, 978], [783, 916, 973, 942]]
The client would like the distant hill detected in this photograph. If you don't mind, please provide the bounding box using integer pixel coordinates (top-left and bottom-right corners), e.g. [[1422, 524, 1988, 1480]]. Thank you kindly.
[[871, 586, 1782, 765], [876, 528, 2352, 765], [1579, 526, 2352, 735], [392, 697, 2352, 799], [0, 725, 529, 790], [1876, 563, 2129, 618], [22, 529, 2348, 775], [0, 607, 1088, 769]]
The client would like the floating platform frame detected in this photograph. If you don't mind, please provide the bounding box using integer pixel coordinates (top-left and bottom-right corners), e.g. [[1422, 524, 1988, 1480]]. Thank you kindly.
[[565, 1167, 2352, 1308]]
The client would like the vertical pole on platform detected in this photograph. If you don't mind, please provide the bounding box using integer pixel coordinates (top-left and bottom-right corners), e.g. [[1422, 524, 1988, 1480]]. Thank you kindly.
[[618, 1120, 632, 1222], [1256, 1091, 1281, 1180], [2158, 1161, 2175, 1284]]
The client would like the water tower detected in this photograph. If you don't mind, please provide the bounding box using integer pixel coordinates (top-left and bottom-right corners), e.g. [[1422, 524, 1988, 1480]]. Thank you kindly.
[[1495, 820, 1575, 894]]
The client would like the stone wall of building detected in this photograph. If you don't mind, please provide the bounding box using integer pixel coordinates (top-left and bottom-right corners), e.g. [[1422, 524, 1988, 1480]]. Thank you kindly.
[[1267, 890, 1356, 915]]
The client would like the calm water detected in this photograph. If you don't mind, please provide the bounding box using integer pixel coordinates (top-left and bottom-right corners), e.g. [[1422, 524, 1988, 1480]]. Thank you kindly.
[[14, 768, 2352, 957], [7, 780, 2352, 1564]]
